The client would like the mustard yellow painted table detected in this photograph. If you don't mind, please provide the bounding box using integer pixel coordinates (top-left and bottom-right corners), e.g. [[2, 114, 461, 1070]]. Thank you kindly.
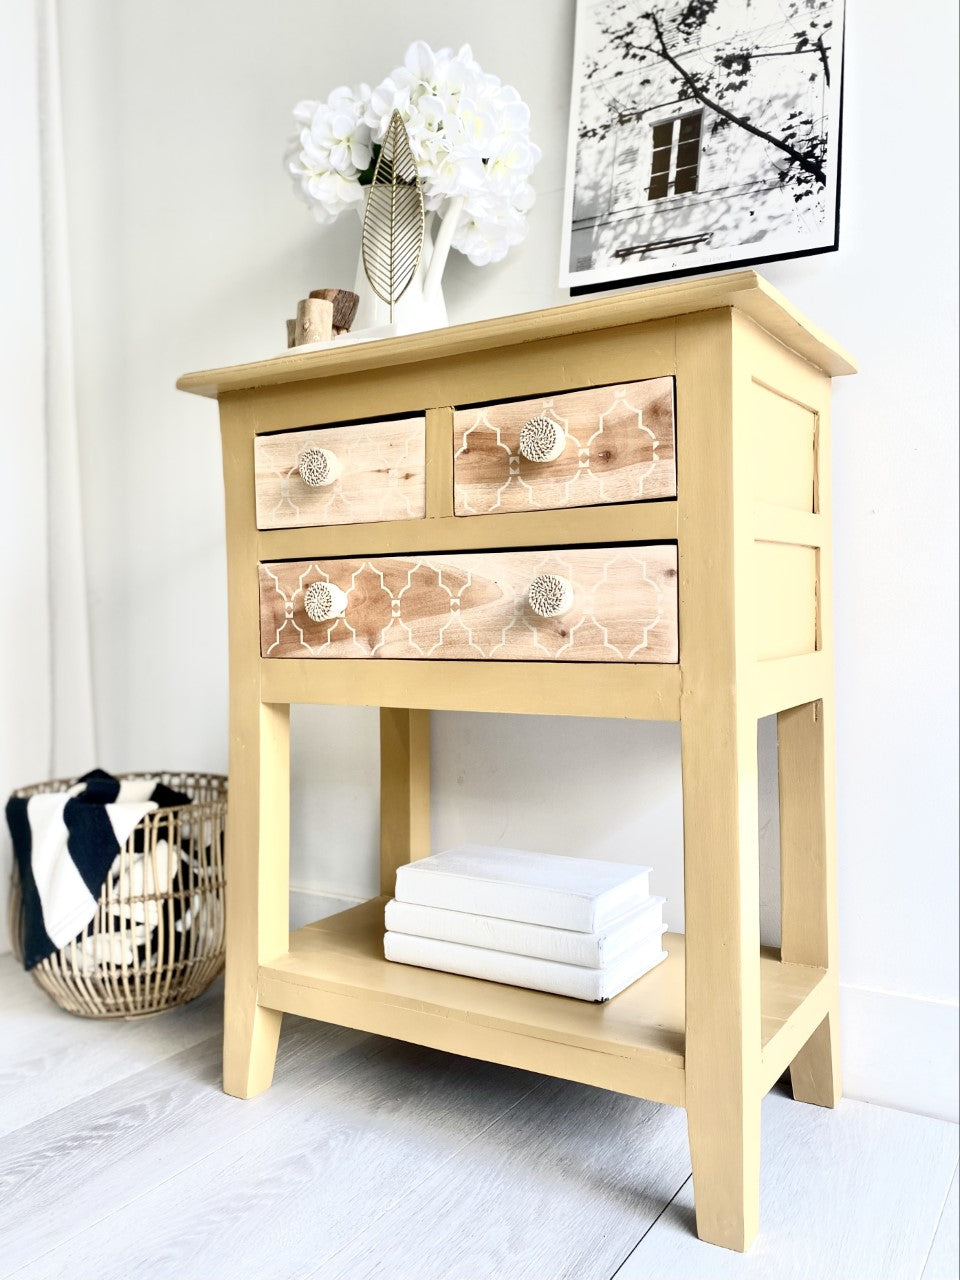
[[178, 272, 856, 1251]]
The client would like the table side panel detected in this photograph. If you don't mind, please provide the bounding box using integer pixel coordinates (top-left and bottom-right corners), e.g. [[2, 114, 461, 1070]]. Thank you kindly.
[[754, 542, 819, 660], [733, 314, 841, 1107], [750, 382, 818, 512]]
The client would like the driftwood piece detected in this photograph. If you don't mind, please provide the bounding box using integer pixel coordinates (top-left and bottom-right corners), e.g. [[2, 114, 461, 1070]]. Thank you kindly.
[[308, 288, 360, 334], [295, 297, 334, 346], [285, 319, 296, 348]]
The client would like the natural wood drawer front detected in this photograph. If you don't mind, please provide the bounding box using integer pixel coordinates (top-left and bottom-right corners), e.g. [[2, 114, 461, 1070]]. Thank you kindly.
[[259, 545, 678, 663], [453, 379, 676, 516], [254, 417, 426, 530]]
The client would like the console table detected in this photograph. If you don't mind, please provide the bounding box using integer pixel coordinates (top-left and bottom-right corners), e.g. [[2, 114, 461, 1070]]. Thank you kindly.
[[178, 272, 856, 1251]]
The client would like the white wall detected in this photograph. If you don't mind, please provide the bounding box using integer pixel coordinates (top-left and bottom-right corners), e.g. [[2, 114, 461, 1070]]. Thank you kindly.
[[56, 0, 958, 1119], [0, 2, 50, 952]]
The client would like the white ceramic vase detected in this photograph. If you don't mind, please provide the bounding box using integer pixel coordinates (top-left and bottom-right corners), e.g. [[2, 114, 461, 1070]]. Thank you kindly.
[[351, 194, 463, 337]]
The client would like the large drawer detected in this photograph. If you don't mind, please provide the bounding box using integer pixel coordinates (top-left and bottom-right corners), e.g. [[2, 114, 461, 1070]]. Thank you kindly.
[[254, 416, 426, 530], [259, 546, 678, 663], [453, 379, 676, 517]]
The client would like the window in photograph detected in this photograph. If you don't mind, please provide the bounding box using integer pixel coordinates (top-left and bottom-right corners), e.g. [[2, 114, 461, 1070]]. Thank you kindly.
[[648, 111, 703, 200]]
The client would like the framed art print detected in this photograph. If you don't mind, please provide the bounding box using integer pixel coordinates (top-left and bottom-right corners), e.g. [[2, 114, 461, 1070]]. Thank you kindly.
[[560, 0, 845, 292]]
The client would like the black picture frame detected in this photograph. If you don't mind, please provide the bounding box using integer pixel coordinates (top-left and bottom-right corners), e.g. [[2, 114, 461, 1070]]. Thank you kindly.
[[560, 0, 846, 295]]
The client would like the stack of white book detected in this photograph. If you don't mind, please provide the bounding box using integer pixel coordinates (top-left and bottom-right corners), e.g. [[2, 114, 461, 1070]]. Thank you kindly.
[[384, 845, 667, 1002]]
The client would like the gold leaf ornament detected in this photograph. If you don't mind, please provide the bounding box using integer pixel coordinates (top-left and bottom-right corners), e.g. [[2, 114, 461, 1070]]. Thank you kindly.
[[361, 110, 426, 322]]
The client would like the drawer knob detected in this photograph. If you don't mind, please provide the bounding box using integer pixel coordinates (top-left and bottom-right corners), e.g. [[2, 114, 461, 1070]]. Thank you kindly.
[[519, 415, 565, 463], [303, 581, 348, 623], [528, 574, 574, 619], [298, 446, 342, 488]]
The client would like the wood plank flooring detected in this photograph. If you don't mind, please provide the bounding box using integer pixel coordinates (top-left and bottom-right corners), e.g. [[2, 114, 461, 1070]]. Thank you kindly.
[[615, 1101, 958, 1280], [0, 954, 956, 1280], [923, 1172, 959, 1280], [0, 960, 224, 1138]]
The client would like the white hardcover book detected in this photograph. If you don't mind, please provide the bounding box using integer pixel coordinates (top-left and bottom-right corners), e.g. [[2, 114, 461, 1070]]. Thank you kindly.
[[394, 845, 654, 932], [384, 929, 669, 1002], [384, 896, 666, 967]]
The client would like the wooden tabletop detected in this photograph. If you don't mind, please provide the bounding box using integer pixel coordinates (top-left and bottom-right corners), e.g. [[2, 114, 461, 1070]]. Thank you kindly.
[[176, 270, 857, 399]]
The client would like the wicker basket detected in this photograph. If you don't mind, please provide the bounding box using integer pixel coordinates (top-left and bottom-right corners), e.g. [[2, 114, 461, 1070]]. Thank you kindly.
[[7, 771, 226, 1018]]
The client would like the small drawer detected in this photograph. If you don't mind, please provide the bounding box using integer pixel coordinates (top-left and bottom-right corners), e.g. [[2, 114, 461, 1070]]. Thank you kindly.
[[259, 545, 678, 663], [453, 379, 675, 517], [254, 417, 426, 530]]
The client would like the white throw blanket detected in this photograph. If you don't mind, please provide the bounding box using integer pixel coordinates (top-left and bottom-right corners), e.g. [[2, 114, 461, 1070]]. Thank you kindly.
[[5, 770, 189, 969]]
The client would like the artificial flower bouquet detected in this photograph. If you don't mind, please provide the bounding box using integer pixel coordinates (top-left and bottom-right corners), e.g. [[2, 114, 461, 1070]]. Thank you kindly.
[[287, 40, 541, 287]]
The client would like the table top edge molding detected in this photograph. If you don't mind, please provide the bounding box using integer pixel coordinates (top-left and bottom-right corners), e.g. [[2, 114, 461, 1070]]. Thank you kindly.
[[176, 271, 857, 399]]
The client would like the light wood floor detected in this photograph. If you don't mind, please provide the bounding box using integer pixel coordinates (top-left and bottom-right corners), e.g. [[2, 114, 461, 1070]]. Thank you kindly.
[[1, 954, 956, 1280]]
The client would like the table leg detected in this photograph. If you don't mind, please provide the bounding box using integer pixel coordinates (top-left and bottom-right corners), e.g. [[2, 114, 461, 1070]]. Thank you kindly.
[[223, 700, 290, 1099], [778, 699, 841, 1107], [682, 704, 763, 1251], [380, 708, 431, 896]]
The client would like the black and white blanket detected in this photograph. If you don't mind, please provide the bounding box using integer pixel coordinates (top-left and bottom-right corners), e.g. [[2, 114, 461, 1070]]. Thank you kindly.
[[6, 769, 191, 970]]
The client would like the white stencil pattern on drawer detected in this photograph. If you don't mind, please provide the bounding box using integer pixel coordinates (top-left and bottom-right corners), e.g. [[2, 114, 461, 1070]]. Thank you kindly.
[[259, 547, 678, 664], [254, 417, 426, 530], [453, 379, 676, 516]]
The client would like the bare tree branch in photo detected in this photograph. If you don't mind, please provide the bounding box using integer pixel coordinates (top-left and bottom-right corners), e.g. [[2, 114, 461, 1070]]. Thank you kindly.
[[566, 0, 842, 280], [584, 0, 834, 200], [641, 10, 827, 184]]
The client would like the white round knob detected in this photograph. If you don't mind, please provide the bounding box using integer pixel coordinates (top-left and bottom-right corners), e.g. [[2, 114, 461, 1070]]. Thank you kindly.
[[528, 574, 574, 619], [519, 415, 565, 463], [298, 446, 342, 488], [303, 581, 348, 623]]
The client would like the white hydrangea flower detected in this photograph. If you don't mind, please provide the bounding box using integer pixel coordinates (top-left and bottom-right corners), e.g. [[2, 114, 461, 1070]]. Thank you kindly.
[[287, 42, 539, 261], [453, 201, 530, 267], [304, 170, 366, 224], [484, 133, 542, 196], [287, 83, 372, 224]]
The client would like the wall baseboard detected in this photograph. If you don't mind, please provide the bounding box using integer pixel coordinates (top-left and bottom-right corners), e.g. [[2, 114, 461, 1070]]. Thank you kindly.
[[839, 983, 959, 1123]]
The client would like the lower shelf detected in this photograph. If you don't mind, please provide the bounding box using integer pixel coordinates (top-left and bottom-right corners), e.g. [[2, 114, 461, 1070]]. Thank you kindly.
[[258, 898, 829, 1109]]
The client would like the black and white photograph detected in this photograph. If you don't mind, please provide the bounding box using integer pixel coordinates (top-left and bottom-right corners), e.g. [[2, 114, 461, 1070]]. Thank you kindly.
[[560, 0, 846, 289]]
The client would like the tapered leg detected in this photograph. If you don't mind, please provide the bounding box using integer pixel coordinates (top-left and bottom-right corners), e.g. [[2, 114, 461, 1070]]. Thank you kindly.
[[675, 311, 762, 1250], [219, 398, 292, 1100], [223, 699, 290, 1099], [224, 1002, 284, 1100], [789, 1008, 841, 1107], [687, 1090, 762, 1253], [681, 704, 763, 1252], [778, 699, 841, 1107]]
